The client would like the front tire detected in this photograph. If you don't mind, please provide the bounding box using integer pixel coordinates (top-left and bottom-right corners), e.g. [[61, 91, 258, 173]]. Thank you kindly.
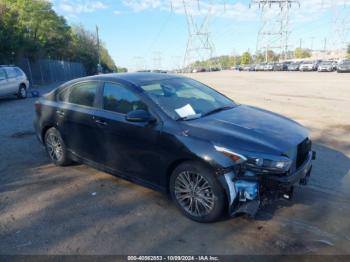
[[44, 127, 71, 166], [17, 84, 27, 99], [170, 161, 225, 223]]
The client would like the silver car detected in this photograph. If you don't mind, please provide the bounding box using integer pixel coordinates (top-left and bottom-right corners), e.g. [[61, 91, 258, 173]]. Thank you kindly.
[[317, 61, 335, 72], [0, 65, 30, 99]]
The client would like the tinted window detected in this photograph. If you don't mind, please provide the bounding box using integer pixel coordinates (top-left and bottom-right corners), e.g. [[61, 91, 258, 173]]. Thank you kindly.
[[103, 82, 147, 114], [68, 82, 98, 107], [5, 68, 17, 78], [0, 69, 6, 80]]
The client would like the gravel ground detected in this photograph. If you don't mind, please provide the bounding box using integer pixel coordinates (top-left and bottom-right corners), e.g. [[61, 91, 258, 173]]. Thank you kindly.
[[0, 71, 349, 255]]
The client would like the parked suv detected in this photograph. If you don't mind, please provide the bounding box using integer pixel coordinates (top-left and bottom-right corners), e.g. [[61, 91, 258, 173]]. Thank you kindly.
[[0, 65, 30, 99]]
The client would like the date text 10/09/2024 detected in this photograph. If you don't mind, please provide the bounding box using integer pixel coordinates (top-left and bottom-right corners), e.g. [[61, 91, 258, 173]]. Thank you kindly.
[[127, 256, 219, 261]]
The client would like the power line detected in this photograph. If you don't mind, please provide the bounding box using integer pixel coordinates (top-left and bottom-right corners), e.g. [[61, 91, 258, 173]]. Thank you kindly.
[[329, 0, 350, 51], [180, 0, 223, 71], [251, 0, 300, 62]]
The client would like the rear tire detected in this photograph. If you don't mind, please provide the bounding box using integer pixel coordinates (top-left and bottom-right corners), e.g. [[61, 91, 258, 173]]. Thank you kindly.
[[170, 161, 225, 223], [44, 127, 71, 166], [17, 84, 27, 99]]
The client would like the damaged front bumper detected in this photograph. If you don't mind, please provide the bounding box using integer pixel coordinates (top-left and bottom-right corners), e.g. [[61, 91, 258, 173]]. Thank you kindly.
[[221, 151, 315, 218]]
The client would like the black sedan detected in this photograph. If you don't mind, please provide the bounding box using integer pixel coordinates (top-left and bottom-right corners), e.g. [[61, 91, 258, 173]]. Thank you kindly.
[[34, 73, 315, 222]]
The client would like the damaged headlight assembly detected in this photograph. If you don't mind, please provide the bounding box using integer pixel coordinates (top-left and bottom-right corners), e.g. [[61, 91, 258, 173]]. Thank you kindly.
[[214, 145, 292, 174]]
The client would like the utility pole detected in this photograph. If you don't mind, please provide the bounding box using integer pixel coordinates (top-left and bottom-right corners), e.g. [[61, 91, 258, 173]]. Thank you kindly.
[[96, 25, 102, 74], [330, 0, 350, 51], [251, 0, 300, 62], [153, 51, 162, 71], [310, 37, 315, 50], [299, 38, 302, 49]]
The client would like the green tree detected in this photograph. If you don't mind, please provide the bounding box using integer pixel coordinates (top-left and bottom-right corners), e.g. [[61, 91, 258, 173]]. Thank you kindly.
[[347, 44, 350, 59], [0, 2, 20, 63], [0, 0, 118, 74], [255, 50, 279, 63], [294, 48, 311, 59], [240, 52, 252, 65]]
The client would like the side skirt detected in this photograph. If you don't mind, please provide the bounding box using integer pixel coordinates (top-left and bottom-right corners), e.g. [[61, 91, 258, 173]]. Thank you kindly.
[[68, 150, 168, 194]]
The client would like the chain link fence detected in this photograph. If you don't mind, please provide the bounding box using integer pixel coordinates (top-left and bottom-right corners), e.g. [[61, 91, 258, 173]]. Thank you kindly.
[[16, 58, 86, 86]]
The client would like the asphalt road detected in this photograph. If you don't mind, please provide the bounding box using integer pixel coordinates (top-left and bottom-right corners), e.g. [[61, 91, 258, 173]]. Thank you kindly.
[[0, 72, 349, 255]]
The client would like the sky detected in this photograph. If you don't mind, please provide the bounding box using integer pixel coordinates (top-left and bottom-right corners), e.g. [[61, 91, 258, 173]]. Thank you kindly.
[[50, 0, 350, 71]]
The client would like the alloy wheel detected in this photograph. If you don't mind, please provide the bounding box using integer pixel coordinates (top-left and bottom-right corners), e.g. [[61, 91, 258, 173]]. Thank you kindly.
[[46, 133, 63, 161], [174, 171, 215, 217]]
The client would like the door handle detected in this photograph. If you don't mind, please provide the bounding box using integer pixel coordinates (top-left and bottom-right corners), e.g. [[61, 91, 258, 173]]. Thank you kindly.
[[56, 110, 65, 117], [94, 119, 108, 126]]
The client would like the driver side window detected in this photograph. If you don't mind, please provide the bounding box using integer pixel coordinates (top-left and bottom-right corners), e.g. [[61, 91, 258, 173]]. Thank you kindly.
[[103, 82, 147, 114]]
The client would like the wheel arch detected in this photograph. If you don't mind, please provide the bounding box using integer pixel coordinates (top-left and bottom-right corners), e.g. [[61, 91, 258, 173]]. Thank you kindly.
[[19, 82, 27, 89], [41, 124, 56, 143], [165, 156, 223, 193]]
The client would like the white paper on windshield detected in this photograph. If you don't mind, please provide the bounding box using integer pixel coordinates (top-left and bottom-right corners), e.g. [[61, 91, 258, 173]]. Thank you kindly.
[[175, 104, 196, 118]]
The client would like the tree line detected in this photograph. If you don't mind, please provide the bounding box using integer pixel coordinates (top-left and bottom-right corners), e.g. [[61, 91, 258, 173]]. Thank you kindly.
[[190, 44, 350, 69], [190, 48, 316, 69], [0, 0, 125, 74]]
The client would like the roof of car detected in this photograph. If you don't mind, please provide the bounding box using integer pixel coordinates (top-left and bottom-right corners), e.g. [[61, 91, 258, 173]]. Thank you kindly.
[[84, 72, 184, 86], [0, 65, 16, 68]]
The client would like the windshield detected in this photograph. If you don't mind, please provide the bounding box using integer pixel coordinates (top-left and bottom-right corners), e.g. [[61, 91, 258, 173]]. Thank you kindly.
[[320, 61, 332, 65], [140, 78, 237, 120], [341, 60, 350, 65]]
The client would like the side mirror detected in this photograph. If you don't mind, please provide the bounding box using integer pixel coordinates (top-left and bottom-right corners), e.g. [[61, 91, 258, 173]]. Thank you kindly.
[[125, 109, 156, 123]]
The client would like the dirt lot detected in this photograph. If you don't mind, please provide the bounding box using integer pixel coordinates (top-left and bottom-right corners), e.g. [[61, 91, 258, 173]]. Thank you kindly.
[[0, 71, 349, 255]]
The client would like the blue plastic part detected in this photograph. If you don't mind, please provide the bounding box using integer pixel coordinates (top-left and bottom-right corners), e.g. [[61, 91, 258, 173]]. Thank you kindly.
[[235, 180, 258, 201], [31, 90, 40, 97]]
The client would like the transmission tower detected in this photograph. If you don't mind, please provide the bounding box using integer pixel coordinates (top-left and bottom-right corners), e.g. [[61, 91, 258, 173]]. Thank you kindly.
[[251, 0, 299, 62], [180, 0, 218, 71], [329, 0, 350, 52], [133, 56, 146, 72], [153, 51, 163, 70]]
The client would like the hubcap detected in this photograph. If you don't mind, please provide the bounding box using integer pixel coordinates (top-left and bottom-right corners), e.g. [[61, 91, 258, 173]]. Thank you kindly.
[[46, 133, 63, 161], [174, 171, 215, 217]]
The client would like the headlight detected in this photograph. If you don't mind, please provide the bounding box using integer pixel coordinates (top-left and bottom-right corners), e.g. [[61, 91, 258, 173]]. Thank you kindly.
[[214, 145, 246, 163], [214, 145, 292, 173], [246, 157, 292, 173]]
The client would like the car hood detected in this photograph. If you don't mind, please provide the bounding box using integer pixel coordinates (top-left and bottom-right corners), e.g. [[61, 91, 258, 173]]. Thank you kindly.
[[181, 105, 308, 155]]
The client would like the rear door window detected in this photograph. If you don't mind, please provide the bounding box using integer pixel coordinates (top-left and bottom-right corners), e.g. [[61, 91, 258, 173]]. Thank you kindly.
[[66, 81, 99, 107]]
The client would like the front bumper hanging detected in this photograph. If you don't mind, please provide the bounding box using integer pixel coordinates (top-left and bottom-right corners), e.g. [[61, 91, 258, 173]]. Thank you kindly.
[[222, 151, 315, 218]]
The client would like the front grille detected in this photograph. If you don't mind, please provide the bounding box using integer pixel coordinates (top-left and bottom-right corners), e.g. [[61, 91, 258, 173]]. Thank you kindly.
[[296, 138, 311, 169]]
